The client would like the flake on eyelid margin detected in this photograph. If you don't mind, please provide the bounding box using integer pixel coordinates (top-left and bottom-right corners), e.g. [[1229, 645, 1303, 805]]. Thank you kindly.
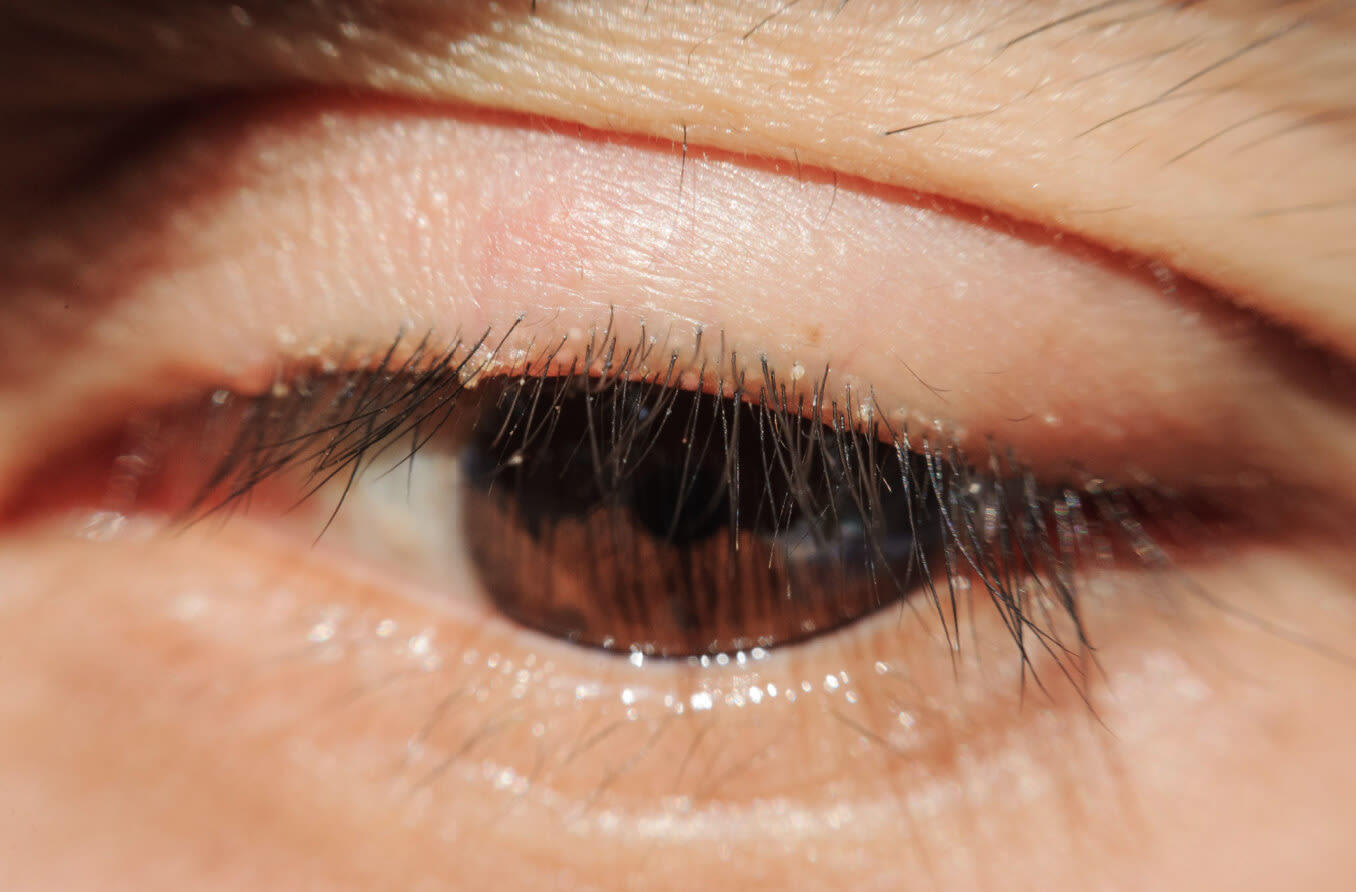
[[689, 691, 714, 711], [457, 356, 489, 389], [1150, 261, 1180, 295], [72, 510, 160, 542]]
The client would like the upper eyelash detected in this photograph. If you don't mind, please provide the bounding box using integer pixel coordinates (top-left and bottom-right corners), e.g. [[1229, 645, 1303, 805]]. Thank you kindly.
[[168, 322, 1197, 699]]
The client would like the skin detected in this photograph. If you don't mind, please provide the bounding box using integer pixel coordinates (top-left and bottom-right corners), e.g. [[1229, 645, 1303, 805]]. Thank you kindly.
[[0, 1, 1353, 889]]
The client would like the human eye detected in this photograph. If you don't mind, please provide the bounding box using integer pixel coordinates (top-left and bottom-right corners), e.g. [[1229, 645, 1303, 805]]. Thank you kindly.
[[2, 3, 1355, 890]]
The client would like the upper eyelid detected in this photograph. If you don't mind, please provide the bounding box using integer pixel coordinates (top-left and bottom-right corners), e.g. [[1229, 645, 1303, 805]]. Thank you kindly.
[[11, 0, 1352, 357], [0, 96, 1353, 511]]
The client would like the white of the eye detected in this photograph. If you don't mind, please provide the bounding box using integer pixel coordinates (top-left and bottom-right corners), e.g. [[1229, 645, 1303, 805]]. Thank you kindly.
[[305, 438, 472, 596]]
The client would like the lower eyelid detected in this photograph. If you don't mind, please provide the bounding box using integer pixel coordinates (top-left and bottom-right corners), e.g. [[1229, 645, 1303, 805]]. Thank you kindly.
[[2, 516, 1087, 800], [4, 361, 1354, 885], [13, 490, 1356, 878], [5, 466, 1355, 887]]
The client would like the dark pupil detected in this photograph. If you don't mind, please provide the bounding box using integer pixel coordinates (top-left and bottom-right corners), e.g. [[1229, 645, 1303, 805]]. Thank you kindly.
[[459, 375, 943, 658]]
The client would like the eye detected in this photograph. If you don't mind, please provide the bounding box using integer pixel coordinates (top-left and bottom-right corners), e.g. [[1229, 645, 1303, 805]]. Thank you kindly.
[[458, 373, 945, 657], [3, 91, 1354, 886], [2, 323, 1132, 805], [83, 345, 1090, 668]]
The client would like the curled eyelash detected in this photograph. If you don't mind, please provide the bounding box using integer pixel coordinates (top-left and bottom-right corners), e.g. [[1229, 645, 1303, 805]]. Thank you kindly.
[[168, 321, 1202, 700]]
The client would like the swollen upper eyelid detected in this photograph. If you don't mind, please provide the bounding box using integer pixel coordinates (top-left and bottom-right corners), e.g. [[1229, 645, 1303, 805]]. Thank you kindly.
[[0, 95, 1353, 505]]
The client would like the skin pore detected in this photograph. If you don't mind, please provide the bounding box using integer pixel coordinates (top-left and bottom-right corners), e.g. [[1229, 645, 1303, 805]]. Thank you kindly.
[[0, 2, 1354, 890]]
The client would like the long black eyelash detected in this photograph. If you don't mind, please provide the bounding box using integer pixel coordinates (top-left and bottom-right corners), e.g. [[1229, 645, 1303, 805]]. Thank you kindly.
[[183, 324, 1180, 692]]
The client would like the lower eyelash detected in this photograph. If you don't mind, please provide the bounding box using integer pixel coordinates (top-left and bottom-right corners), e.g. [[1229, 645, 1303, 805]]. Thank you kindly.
[[155, 325, 1186, 696]]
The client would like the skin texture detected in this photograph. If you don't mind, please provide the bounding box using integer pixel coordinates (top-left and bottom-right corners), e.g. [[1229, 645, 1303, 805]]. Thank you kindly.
[[0, 2, 1353, 890]]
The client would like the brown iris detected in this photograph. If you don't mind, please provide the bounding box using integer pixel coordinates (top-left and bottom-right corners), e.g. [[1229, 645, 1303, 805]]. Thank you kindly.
[[459, 375, 941, 657]]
